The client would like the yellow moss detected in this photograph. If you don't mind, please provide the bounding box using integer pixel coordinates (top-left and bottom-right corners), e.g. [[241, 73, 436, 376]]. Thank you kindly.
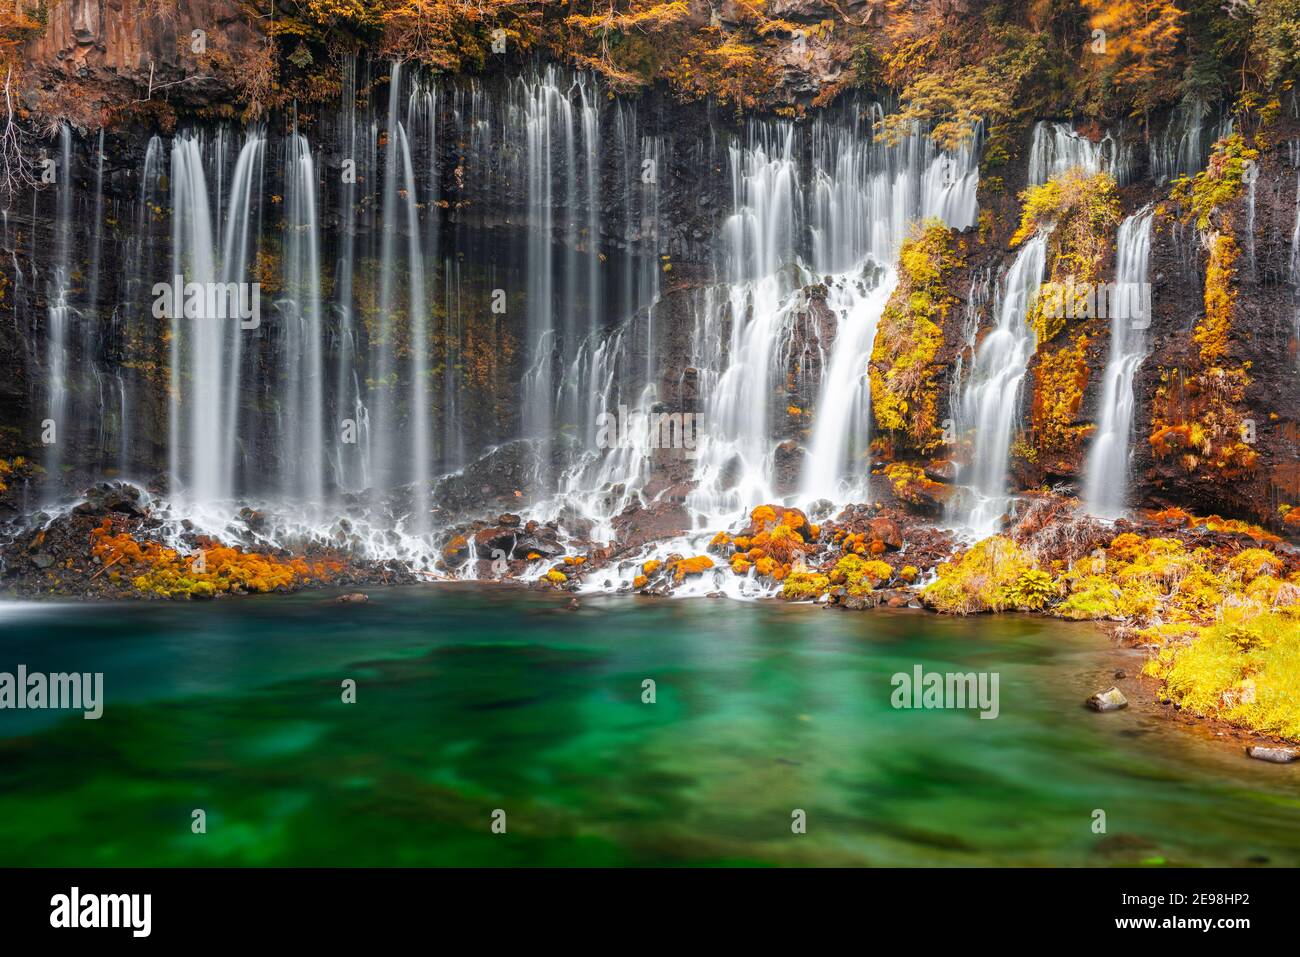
[[869, 219, 958, 452], [633, 574, 648, 589], [1031, 333, 1091, 459], [1148, 612, 1300, 741], [1012, 169, 1120, 282], [781, 572, 829, 601], [1169, 133, 1260, 231], [1227, 549, 1284, 581], [1004, 568, 1057, 610], [829, 554, 892, 597], [882, 462, 946, 507], [642, 559, 661, 576], [1195, 233, 1239, 367], [545, 569, 568, 585], [921, 536, 1035, 614], [671, 555, 714, 581]]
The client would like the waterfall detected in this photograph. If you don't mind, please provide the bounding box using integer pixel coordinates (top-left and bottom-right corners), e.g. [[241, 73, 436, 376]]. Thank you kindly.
[[1082, 208, 1154, 518], [168, 135, 218, 505], [669, 112, 982, 522], [798, 113, 979, 504], [168, 131, 264, 506], [279, 132, 325, 506], [373, 63, 404, 507], [332, 56, 370, 493], [686, 125, 800, 520], [950, 234, 1049, 535], [398, 120, 431, 535], [1290, 162, 1299, 369], [800, 264, 893, 502], [519, 72, 570, 494], [43, 125, 73, 500], [1149, 100, 1231, 184], [16, 67, 1060, 581], [1027, 121, 1132, 187]]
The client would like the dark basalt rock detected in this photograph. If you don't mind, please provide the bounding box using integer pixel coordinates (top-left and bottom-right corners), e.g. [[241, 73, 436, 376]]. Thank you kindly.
[[609, 501, 692, 556], [72, 482, 146, 518]]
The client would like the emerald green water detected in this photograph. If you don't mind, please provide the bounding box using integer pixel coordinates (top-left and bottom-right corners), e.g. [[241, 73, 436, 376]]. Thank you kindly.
[[1, 586, 1297, 866]]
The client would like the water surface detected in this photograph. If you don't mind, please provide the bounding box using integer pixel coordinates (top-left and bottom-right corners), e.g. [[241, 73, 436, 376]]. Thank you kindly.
[[1, 586, 1296, 866]]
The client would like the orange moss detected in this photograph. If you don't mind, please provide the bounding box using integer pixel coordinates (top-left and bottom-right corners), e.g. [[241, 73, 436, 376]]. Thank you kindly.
[[671, 555, 714, 581], [1195, 233, 1239, 366], [91, 522, 340, 599]]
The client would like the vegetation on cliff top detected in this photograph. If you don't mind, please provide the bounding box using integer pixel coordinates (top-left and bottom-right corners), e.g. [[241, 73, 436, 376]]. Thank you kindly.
[[11, 1, 1299, 137]]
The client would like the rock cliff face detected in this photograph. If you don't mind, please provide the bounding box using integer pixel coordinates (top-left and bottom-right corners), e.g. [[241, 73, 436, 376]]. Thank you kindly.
[[23, 0, 263, 125], [3, 7, 1298, 538]]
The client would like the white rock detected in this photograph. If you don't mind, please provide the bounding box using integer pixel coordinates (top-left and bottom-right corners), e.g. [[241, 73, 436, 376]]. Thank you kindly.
[[1086, 687, 1128, 712]]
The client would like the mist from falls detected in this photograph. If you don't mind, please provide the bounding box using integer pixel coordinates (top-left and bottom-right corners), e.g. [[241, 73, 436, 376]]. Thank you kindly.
[[1082, 208, 1154, 518]]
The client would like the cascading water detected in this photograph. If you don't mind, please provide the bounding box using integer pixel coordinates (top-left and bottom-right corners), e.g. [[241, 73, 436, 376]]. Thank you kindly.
[[1028, 121, 1132, 186], [1290, 157, 1299, 368], [519, 73, 567, 493], [687, 124, 800, 519], [167, 130, 264, 508], [24, 64, 997, 587], [278, 132, 325, 507], [950, 234, 1049, 535], [1082, 208, 1154, 518], [1149, 100, 1232, 184], [42, 125, 73, 500]]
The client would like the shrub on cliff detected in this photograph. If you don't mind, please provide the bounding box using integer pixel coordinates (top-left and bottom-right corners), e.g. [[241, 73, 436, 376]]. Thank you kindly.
[[870, 219, 960, 455]]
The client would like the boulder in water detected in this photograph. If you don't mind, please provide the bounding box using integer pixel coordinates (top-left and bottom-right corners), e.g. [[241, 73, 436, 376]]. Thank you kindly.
[[336, 593, 369, 604], [1086, 687, 1128, 712], [1246, 746, 1299, 764]]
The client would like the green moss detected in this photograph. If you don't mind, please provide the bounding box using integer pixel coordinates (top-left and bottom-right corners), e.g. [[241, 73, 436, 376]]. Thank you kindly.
[[1170, 134, 1260, 231]]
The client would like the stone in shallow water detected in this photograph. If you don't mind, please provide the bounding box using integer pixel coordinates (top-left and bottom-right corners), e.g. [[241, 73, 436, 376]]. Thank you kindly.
[[1086, 687, 1128, 712], [336, 593, 369, 604], [1246, 746, 1299, 764]]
